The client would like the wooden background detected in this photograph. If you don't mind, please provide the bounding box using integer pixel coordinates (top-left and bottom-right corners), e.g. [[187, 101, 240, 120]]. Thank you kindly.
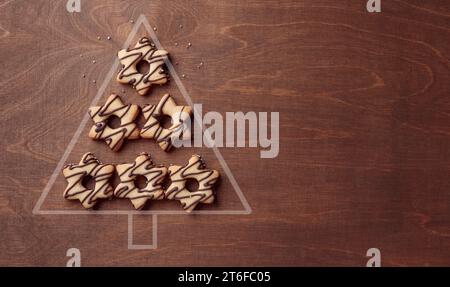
[[1, 0, 450, 266]]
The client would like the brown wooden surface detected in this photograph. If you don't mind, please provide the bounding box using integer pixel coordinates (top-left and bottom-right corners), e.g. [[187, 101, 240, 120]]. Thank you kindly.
[[1, 0, 450, 266]]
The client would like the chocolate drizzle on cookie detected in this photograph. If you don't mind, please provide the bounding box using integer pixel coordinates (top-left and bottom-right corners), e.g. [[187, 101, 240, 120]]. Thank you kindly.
[[117, 37, 169, 96], [166, 155, 220, 213], [94, 122, 106, 132], [140, 94, 192, 152], [114, 154, 167, 210], [88, 94, 140, 152], [62, 153, 114, 209]]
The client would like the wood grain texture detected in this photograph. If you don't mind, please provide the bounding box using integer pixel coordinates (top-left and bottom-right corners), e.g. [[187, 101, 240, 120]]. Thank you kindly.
[[0, 0, 450, 266]]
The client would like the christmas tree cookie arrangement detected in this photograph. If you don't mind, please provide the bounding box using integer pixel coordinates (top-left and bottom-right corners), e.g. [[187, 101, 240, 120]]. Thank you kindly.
[[63, 37, 219, 213]]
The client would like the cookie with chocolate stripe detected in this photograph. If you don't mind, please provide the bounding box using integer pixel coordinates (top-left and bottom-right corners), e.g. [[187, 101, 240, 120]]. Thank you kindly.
[[63, 153, 114, 209], [140, 94, 192, 151], [88, 94, 140, 152], [117, 37, 169, 95], [114, 153, 167, 210], [166, 155, 220, 213]]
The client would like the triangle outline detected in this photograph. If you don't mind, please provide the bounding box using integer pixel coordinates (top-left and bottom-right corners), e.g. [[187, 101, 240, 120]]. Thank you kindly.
[[32, 14, 252, 216]]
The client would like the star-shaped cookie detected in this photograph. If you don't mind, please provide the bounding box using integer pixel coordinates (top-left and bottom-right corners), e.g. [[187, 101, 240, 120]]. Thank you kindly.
[[114, 153, 168, 210], [88, 94, 140, 152], [140, 94, 192, 151], [63, 153, 114, 209], [166, 155, 220, 213], [116, 37, 169, 95]]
